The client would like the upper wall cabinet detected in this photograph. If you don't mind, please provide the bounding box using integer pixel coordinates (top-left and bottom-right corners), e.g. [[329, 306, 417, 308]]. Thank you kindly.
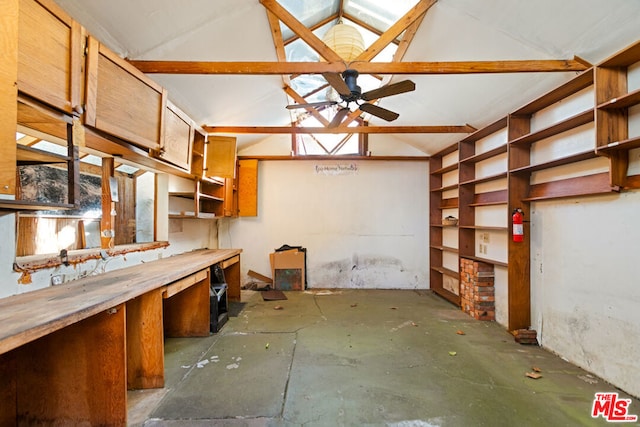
[[155, 100, 194, 171], [85, 36, 166, 152], [17, 0, 85, 116], [204, 136, 237, 180]]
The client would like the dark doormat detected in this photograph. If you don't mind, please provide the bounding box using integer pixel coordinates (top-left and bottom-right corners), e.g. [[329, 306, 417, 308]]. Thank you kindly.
[[261, 289, 288, 301]]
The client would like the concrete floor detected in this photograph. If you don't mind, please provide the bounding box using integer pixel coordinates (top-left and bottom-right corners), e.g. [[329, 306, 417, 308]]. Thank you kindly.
[[129, 289, 638, 426]]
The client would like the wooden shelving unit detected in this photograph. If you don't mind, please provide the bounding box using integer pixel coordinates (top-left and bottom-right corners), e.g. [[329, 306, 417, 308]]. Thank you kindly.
[[429, 143, 461, 305], [595, 40, 640, 187]]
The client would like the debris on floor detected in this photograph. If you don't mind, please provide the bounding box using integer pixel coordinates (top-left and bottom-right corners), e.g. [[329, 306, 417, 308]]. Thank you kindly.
[[513, 328, 538, 345], [526, 372, 542, 379]]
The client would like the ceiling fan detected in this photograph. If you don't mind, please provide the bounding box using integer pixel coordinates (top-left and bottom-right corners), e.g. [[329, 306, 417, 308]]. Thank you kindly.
[[286, 69, 416, 127]]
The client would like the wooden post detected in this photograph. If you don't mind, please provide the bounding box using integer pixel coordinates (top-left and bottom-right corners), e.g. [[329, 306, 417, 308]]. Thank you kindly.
[[101, 157, 115, 248], [126, 289, 165, 389], [0, 0, 19, 198]]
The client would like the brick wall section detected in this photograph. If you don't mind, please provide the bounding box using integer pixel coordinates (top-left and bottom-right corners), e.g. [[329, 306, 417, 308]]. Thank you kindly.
[[460, 258, 495, 321]]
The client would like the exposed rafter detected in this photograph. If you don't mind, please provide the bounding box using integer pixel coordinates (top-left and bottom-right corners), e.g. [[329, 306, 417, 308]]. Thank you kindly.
[[129, 59, 590, 75], [203, 125, 476, 134]]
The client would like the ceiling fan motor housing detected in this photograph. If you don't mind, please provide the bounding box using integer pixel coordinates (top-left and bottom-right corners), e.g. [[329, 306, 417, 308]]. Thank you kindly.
[[341, 69, 361, 102]]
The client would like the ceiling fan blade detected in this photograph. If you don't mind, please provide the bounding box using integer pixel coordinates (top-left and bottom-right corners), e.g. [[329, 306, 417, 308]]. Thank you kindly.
[[359, 103, 400, 122], [322, 72, 352, 97], [328, 108, 350, 128], [286, 101, 337, 110], [361, 80, 416, 101]]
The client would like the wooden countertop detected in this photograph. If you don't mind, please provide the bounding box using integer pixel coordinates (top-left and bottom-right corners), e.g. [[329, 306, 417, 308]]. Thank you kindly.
[[0, 248, 241, 355]]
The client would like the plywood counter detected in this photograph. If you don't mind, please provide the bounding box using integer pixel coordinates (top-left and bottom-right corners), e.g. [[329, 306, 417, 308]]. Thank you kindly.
[[0, 248, 241, 425]]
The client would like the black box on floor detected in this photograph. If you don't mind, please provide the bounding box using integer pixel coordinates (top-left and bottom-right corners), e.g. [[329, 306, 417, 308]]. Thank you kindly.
[[209, 266, 229, 333]]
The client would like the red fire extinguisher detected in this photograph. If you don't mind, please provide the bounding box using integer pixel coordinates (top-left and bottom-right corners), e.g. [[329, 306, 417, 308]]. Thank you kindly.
[[512, 208, 524, 242]]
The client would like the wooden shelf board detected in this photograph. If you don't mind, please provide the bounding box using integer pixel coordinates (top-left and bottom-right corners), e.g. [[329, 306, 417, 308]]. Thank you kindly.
[[459, 172, 508, 186], [597, 88, 640, 110], [523, 172, 616, 201], [432, 287, 461, 306], [459, 225, 508, 231], [513, 70, 594, 115], [509, 149, 597, 174], [459, 117, 507, 144], [430, 245, 459, 254], [440, 197, 459, 209], [431, 266, 459, 279], [169, 192, 194, 198], [469, 189, 508, 206], [198, 194, 224, 202], [0, 200, 74, 211], [460, 255, 508, 268], [599, 40, 640, 67], [432, 143, 459, 157], [460, 144, 507, 164], [431, 183, 458, 192], [509, 109, 594, 147], [597, 135, 640, 153], [430, 223, 458, 228], [431, 162, 458, 175], [168, 213, 197, 219]]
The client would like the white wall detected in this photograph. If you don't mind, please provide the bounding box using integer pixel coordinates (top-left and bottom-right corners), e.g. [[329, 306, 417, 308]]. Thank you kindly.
[[220, 160, 429, 289], [530, 190, 640, 398]]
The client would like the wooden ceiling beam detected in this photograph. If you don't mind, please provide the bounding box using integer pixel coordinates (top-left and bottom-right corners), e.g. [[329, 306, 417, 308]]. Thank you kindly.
[[203, 125, 476, 134], [129, 59, 590, 75]]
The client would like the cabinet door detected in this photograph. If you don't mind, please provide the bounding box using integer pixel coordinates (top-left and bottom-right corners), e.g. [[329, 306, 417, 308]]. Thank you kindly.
[[157, 101, 193, 171], [85, 37, 166, 151], [204, 136, 236, 179], [0, 0, 19, 197], [237, 159, 258, 217], [18, 0, 84, 115]]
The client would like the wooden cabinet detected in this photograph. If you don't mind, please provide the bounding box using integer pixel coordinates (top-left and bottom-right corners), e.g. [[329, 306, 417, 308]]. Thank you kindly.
[[168, 175, 225, 219], [156, 100, 194, 171], [17, 0, 85, 115], [85, 36, 166, 152], [237, 159, 258, 217], [204, 136, 237, 180]]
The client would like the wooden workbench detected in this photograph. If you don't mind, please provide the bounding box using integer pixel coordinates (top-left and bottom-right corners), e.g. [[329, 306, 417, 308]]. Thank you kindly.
[[0, 248, 241, 426]]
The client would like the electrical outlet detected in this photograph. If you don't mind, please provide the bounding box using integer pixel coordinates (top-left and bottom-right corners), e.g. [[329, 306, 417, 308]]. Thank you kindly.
[[51, 275, 63, 286]]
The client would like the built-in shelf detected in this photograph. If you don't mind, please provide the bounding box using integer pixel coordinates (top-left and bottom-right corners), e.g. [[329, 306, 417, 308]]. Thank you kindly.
[[468, 189, 508, 207], [431, 183, 458, 192], [0, 200, 74, 210], [597, 135, 640, 153], [522, 172, 615, 202], [430, 245, 459, 254], [512, 70, 594, 116], [459, 172, 508, 186], [597, 87, 640, 110], [440, 197, 459, 209], [431, 162, 459, 175], [199, 193, 224, 202], [460, 144, 507, 164], [509, 149, 598, 174], [461, 255, 508, 268], [459, 225, 508, 231], [431, 266, 459, 279], [430, 224, 458, 228], [509, 109, 594, 147]]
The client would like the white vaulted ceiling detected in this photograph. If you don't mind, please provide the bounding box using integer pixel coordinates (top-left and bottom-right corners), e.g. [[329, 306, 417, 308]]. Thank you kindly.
[[54, 0, 640, 156]]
